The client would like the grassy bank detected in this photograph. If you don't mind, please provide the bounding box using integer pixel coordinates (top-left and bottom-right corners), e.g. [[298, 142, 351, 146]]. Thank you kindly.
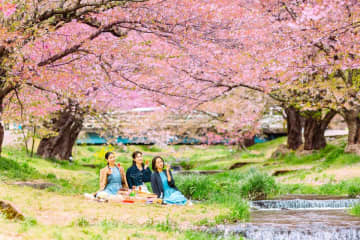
[[0, 211, 243, 240], [2, 136, 360, 239], [0, 145, 251, 239]]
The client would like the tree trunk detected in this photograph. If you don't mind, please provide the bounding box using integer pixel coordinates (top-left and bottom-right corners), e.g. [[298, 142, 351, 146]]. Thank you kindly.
[[0, 96, 4, 156], [0, 121, 4, 157], [343, 109, 360, 154], [303, 110, 337, 150], [285, 106, 303, 150], [30, 125, 36, 157], [37, 102, 84, 160]]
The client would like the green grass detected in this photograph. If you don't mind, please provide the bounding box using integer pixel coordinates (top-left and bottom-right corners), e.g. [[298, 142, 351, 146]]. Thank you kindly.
[[214, 200, 250, 224], [349, 204, 360, 217], [71, 140, 276, 171], [3, 138, 360, 199], [248, 136, 286, 151], [0, 213, 246, 240], [180, 231, 245, 240], [3, 137, 360, 239], [100, 219, 119, 234], [239, 169, 278, 200], [263, 141, 360, 196], [175, 168, 277, 223], [348, 183, 360, 198], [137, 145, 163, 152], [0, 156, 42, 180], [1, 146, 99, 195], [274, 143, 360, 167], [0, 145, 254, 227], [278, 178, 360, 196], [174, 170, 274, 223], [240, 152, 265, 159], [179, 159, 197, 170], [176, 168, 278, 202], [19, 217, 38, 233]]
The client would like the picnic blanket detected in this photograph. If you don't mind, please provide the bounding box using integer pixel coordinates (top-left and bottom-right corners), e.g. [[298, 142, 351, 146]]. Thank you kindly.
[[84, 189, 162, 204]]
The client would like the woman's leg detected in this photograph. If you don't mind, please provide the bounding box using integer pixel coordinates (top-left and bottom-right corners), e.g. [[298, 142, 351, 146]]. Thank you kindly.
[[97, 191, 124, 201]]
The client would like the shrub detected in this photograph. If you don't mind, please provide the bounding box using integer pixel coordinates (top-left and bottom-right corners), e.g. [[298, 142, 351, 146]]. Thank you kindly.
[[179, 160, 196, 170], [175, 175, 217, 200], [46, 173, 57, 179], [348, 184, 360, 198], [240, 169, 278, 200], [215, 200, 250, 224], [77, 217, 90, 227], [349, 204, 360, 217]]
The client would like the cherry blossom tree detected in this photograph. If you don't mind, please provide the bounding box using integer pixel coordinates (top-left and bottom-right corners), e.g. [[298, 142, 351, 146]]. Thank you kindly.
[[0, 0, 159, 155], [260, 0, 360, 151], [0, 0, 234, 158], [143, 0, 360, 151], [3, 0, 360, 158]]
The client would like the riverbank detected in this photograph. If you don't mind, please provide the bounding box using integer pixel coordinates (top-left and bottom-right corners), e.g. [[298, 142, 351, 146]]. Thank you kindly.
[[0, 145, 248, 239], [1, 137, 360, 239]]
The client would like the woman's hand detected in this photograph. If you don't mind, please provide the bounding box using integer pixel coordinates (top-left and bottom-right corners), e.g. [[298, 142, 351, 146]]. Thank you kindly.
[[119, 166, 125, 175], [165, 163, 171, 182], [144, 159, 149, 169]]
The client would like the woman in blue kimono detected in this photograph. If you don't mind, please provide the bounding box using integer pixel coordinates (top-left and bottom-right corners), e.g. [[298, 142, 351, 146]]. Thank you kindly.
[[151, 156, 187, 205], [95, 152, 128, 200]]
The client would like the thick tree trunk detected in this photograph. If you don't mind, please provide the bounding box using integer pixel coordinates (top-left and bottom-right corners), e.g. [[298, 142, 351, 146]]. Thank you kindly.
[[37, 103, 84, 160], [343, 109, 360, 154], [0, 96, 5, 156], [303, 110, 337, 150], [0, 121, 4, 156], [285, 106, 303, 150]]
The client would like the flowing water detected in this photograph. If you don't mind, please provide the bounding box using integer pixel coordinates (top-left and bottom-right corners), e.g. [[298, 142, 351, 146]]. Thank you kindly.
[[208, 210, 360, 240], [251, 199, 360, 210], [206, 198, 360, 240]]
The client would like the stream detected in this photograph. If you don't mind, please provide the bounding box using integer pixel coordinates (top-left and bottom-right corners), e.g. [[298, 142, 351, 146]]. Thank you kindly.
[[207, 197, 360, 240]]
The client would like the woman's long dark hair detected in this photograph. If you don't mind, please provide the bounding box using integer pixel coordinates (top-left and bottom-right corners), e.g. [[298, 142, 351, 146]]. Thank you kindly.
[[132, 151, 143, 165], [152, 156, 164, 172], [105, 151, 113, 167]]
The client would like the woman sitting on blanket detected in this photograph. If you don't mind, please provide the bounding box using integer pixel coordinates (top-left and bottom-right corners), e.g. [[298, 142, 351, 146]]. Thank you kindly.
[[151, 156, 188, 205], [95, 152, 129, 200], [126, 151, 152, 193]]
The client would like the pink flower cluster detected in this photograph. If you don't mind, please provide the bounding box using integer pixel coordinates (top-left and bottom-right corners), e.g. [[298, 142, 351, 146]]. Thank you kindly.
[[0, 3, 16, 17]]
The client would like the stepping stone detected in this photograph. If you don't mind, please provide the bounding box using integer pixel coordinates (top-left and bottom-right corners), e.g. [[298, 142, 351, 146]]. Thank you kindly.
[[82, 164, 99, 168], [229, 162, 255, 170], [170, 165, 182, 171], [0, 200, 24, 220], [272, 169, 299, 176], [176, 170, 225, 175], [263, 162, 279, 167], [10, 181, 56, 190]]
